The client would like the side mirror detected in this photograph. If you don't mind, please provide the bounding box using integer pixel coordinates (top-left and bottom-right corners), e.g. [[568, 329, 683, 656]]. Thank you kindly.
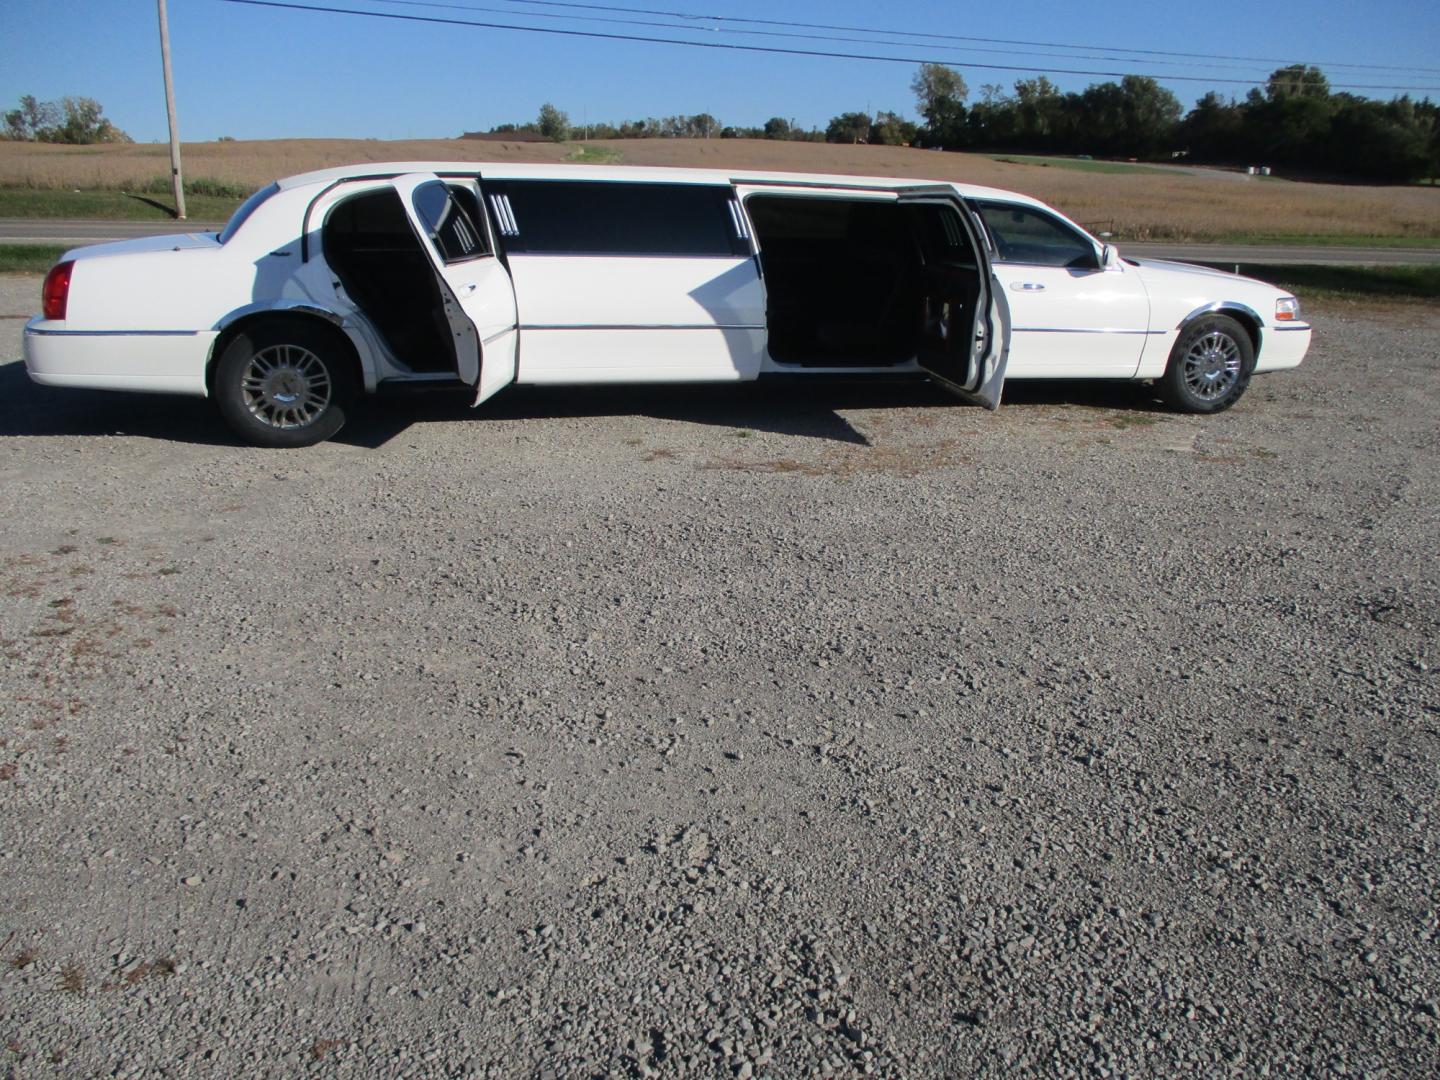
[[1101, 244, 1121, 270]]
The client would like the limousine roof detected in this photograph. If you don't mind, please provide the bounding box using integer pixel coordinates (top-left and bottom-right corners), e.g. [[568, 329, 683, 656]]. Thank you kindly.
[[273, 161, 1048, 210]]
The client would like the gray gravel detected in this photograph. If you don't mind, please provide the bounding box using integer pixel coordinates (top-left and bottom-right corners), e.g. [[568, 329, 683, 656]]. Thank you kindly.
[[1, 272, 1438, 1078]]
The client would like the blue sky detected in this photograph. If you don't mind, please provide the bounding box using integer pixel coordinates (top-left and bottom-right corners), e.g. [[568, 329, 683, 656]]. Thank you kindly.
[[3, 0, 1439, 142]]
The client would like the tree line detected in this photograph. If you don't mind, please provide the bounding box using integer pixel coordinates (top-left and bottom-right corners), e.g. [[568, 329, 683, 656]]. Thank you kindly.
[[914, 64, 1439, 182], [3, 95, 130, 144], [490, 102, 905, 146], [500, 64, 1439, 183], [7, 64, 1436, 182]]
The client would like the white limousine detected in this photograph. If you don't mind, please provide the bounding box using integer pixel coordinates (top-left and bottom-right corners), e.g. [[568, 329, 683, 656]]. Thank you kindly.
[[24, 162, 1311, 447]]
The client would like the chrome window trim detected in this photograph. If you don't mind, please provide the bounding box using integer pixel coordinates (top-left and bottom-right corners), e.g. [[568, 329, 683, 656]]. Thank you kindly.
[[1013, 327, 1164, 336], [26, 328, 201, 337], [520, 323, 766, 332], [506, 252, 755, 261]]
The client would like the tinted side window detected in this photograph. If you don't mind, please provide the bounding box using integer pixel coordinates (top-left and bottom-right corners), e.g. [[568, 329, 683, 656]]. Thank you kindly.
[[975, 201, 1096, 269], [904, 203, 975, 265], [413, 181, 488, 263], [484, 180, 747, 257]]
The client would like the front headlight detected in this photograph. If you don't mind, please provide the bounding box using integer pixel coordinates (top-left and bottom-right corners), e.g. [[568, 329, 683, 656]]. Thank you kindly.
[[1275, 296, 1301, 322]]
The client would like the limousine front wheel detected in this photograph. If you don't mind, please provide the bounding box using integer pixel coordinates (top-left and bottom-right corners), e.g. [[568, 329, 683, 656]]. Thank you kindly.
[[1159, 314, 1254, 414], [214, 319, 358, 448]]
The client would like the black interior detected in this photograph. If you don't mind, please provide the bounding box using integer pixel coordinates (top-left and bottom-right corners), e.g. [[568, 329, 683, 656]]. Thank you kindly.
[[323, 189, 456, 374], [320, 186, 984, 383], [746, 197, 982, 372]]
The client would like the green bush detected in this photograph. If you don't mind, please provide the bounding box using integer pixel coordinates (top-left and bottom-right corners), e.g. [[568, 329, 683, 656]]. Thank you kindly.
[[132, 177, 255, 199]]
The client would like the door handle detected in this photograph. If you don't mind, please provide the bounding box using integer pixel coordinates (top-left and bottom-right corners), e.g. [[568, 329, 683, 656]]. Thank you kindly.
[[1011, 282, 1045, 292], [460, 283, 478, 295]]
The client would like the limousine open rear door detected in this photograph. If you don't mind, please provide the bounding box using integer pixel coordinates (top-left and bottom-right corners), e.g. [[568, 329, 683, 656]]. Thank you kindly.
[[391, 173, 518, 405], [896, 186, 1010, 409]]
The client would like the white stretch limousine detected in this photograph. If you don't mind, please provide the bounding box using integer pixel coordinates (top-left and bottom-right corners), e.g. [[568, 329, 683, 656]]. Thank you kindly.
[[24, 163, 1311, 447]]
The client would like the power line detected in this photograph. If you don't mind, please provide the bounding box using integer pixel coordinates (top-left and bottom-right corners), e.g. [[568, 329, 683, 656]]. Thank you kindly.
[[216, 0, 1440, 93], [359, 0, 1343, 79], [485, 0, 1440, 76]]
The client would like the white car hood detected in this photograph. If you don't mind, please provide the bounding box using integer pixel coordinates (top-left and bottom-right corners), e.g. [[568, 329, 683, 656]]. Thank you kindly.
[[64, 233, 220, 262], [1128, 257, 1274, 290]]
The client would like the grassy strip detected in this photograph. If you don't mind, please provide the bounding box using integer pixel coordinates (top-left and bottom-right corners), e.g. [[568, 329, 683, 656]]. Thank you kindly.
[[1109, 229, 1440, 246], [566, 145, 623, 164], [1203, 234, 1440, 249], [0, 188, 242, 222], [0, 244, 66, 273], [2, 182, 1436, 248], [1208, 263, 1440, 301], [992, 154, 1176, 176]]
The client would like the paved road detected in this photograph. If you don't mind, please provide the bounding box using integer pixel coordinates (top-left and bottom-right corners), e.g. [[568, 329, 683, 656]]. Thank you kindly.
[[1124, 241, 1440, 266], [0, 219, 226, 244], [3, 217, 1438, 266]]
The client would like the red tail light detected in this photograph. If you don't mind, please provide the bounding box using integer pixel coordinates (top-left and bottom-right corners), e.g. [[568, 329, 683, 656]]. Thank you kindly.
[[42, 260, 74, 321]]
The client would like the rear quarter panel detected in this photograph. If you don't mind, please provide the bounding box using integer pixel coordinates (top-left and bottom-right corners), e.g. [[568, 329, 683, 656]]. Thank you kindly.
[[61, 247, 256, 332]]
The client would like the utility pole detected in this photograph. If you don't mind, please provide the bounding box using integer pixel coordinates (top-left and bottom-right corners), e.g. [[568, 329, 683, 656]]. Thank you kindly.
[[157, 0, 186, 220]]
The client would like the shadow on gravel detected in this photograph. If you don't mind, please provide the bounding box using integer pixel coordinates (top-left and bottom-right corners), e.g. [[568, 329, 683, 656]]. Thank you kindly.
[[0, 360, 236, 446], [349, 379, 1170, 446], [1002, 378, 1164, 412], [350, 381, 954, 448], [0, 359, 1171, 448]]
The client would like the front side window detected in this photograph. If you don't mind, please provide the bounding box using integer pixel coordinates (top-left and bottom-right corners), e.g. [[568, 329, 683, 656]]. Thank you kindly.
[[975, 201, 1097, 269], [482, 180, 749, 257], [413, 181, 488, 263]]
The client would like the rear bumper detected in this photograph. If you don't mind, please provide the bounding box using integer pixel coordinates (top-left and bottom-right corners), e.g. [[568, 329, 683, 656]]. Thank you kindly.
[[24, 320, 214, 395]]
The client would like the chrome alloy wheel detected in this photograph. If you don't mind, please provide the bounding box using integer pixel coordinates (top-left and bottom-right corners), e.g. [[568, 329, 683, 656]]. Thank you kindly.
[[1183, 330, 1242, 402], [240, 344, 332, 429]]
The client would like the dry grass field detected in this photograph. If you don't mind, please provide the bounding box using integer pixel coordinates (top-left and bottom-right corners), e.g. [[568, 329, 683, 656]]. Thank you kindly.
[[2, 136, 1438, 242]]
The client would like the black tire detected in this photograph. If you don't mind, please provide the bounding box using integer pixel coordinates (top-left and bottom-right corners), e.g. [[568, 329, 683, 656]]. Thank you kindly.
[[1159, 314, 1255, 414], [213, 318, 358, 448]]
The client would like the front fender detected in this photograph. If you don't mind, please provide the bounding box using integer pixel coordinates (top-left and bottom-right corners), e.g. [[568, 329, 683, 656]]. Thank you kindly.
[[1176, 301, 1265, 354]]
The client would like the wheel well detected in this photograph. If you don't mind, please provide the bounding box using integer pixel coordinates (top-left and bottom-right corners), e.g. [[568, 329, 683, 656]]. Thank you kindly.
[[1209, 307, 1262, 357], [206, 312, 363, 395]]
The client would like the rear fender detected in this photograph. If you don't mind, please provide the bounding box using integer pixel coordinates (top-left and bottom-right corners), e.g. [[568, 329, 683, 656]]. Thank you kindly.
[[208, 303, 377, 394]]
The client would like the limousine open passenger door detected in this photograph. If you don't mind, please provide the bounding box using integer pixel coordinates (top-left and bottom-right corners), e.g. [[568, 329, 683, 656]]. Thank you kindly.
[[896, 186, 1010, 409], [391, 173, 518, 405]]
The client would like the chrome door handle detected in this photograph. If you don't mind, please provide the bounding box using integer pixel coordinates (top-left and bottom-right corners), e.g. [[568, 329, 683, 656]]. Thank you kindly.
[[1012, 282, 1045, 292]]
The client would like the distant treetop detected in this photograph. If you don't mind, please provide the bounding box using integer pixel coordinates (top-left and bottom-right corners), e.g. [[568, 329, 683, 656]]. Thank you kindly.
[[3, 95, 131, 145]]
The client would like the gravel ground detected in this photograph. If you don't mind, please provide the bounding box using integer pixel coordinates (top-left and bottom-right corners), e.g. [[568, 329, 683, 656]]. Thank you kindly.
[[1, 273, 1437, 1078]]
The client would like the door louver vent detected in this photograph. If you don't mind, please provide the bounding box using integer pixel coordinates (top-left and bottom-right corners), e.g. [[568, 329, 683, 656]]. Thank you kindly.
[[726, 199, 751, 241], [489, 194, 520, 236]]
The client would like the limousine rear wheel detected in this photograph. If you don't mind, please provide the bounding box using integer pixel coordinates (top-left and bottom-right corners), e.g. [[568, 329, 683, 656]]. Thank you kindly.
[[214, 319, 358, 448], [1159, 314, 1254, 414]]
